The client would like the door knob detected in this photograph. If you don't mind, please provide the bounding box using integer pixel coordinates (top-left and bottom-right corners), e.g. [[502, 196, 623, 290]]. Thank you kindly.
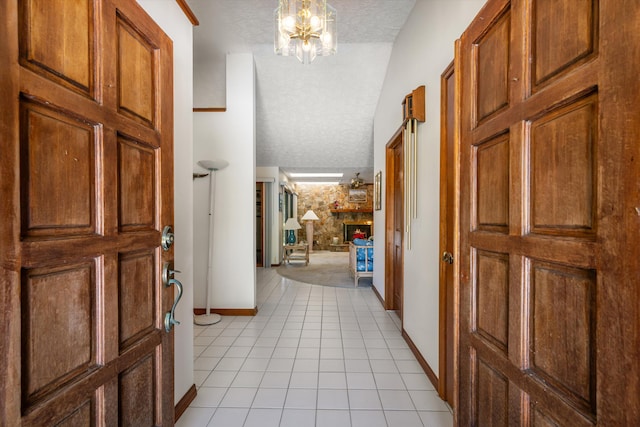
[[161, 225, 174, 251], [442, 251, 454, 264]]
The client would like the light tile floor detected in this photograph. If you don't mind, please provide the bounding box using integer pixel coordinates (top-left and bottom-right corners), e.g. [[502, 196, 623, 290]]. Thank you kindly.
[[177, 266, 453, 427]]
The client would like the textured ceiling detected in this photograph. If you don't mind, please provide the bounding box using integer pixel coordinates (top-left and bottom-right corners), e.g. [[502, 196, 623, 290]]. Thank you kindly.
[[187, 0, 416, 184]]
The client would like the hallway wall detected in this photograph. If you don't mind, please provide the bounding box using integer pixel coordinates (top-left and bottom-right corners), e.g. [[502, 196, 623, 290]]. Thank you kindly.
[[193, 54, 257, 311], [373, 0, 486, 377]]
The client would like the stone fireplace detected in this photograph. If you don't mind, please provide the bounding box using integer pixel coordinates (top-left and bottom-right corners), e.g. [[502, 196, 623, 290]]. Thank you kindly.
[[343, 222, 373, 242], [295, 183, 374, 250]]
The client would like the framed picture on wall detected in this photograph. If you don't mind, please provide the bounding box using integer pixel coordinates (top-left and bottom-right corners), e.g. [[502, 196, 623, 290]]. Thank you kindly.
[[348, 188, 367, 203], [374, 171, 382, 210]]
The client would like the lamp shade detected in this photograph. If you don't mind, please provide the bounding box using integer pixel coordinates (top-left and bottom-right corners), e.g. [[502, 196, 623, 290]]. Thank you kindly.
[[198, 159, 229, 171], [284, 218, 302, 230], [301, 210, 319, 221]]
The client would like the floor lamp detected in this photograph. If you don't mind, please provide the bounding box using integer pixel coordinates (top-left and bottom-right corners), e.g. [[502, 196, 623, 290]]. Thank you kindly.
[[194, 159, 229, 326], [301, 210, 319, 252]]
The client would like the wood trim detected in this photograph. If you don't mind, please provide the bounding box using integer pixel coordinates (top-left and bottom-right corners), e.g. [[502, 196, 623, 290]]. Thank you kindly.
[[193, 307, 258, 316], [371, 283, 385, 308], [438, 59, 455, 403], [193, 107, 226, 112], [452, 38, 463, 426], [402, 329, 439, 391], [174, 384, 197, 422], [0, 0, 20, 423], [175, 0, 199, 26]]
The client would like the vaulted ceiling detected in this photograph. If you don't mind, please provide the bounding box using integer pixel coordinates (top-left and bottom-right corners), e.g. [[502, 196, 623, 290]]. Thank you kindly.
[[186, 0, 416, 184]]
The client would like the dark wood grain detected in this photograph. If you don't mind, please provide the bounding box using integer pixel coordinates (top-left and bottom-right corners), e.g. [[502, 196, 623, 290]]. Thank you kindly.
[[1, 0, 175, 425], [458, 0, 639, 424]]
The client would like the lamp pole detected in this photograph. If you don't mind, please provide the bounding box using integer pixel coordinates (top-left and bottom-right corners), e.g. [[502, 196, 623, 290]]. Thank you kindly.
[[305, 220, 315, 252], [301, 210, 319, 252]]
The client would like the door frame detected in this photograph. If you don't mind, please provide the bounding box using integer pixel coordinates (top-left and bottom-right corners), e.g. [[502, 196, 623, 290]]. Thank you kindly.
[[438, 58, 457, 404], [385, 126, 404, 314]]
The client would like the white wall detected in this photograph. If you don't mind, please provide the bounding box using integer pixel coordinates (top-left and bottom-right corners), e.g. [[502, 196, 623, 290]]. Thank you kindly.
[[373, 0, 485, 377], [193, 54, 257, 310], [137, 0, 195, 406]]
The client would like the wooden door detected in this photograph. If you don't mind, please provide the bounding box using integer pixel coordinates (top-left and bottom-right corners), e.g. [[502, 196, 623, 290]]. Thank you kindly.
[[438, 60, 455, 403], [458, 0, 640, 425], [0, 0, 175, 425], [385, 128, 404, 317]]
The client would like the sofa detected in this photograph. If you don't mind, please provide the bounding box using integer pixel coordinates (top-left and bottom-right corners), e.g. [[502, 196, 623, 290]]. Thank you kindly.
[[349, 238, 373, 287]]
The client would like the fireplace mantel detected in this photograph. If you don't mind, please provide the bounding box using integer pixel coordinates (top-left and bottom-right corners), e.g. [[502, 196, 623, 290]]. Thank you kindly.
[[330, 208, 373, 218], [330, 208, 373, 213]]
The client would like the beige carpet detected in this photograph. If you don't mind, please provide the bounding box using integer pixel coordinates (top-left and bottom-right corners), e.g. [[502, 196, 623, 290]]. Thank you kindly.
[[276, 250, 372, 288]]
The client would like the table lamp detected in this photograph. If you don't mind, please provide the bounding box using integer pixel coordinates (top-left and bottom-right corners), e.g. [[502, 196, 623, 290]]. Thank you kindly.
[[284, 218, 301, 244], [301, 210, 319, 252]]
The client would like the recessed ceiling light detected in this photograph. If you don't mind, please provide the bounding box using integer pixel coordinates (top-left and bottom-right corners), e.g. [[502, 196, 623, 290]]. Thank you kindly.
[[289, 173, 344, 178]]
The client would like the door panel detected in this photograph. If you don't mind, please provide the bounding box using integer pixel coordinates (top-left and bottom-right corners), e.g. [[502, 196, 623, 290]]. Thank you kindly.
[[532, 0, 597, 88], [530, 95, 596, 236], [475, 134, 509, 232], [119, 250, 157, 350], [1, 0, 174, 425], [19, 0, 95, 97], [22, 262, 97, 408], [118, 136, 158, 231], [117, 16, 156, 126], [459, 0, 639, 425], [384, 128, 404, 314], [20, 100, 98, 237], [475, 10, 510, 123]]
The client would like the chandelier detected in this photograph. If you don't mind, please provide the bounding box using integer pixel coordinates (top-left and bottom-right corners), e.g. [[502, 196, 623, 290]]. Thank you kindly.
[[274, 0, 337, 64]]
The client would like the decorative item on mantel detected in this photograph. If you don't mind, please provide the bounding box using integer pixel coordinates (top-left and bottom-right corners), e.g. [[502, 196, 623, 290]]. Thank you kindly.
[[284, 217, 302, 244], [301, 210, 319, 252]]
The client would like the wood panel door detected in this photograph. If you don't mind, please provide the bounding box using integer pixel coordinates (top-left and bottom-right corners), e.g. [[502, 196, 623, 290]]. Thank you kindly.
[[438, 60, 456, 403], [0, 0, 175, 425], [458, 0, 640, 425], [385, 128, 404, 317]]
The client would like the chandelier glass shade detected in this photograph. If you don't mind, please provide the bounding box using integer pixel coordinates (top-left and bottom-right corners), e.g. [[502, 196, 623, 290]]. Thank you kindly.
[[274, 0, 337, 64]]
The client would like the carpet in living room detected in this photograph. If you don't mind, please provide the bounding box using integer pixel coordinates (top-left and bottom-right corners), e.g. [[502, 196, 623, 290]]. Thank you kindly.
[[276, 250, 372, 288]]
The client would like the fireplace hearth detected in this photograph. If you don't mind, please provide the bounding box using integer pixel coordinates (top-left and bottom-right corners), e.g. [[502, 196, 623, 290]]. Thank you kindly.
[[343, 222, 372, 242]]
